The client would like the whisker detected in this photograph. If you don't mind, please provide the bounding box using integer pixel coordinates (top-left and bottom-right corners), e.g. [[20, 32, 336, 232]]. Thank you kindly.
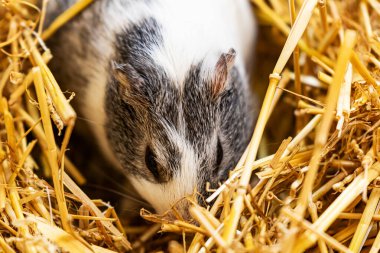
[[92, 169, 142, 197], [76, 116, 105, 126], [85, 184, 150, 207], [118, 207, 146, 216]]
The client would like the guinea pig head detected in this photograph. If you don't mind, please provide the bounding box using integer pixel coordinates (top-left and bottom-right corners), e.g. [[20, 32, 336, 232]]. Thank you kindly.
[[105, 48, 253, 215]]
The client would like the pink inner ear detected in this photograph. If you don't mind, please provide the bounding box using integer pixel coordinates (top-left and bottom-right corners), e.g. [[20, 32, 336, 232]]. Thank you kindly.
[[212, 48, 236, 98]]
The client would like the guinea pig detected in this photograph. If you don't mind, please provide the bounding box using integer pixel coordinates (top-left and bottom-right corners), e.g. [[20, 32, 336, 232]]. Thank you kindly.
[[44, 0, 257, 214]]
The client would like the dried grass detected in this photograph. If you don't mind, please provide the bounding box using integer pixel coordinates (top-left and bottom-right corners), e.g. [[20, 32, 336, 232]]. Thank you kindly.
[[0, 1, 129, 252], [1, 0, 380, 252]]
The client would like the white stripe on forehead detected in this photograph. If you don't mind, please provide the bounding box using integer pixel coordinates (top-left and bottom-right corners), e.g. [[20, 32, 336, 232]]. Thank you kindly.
[[151, 0, 249, 88]]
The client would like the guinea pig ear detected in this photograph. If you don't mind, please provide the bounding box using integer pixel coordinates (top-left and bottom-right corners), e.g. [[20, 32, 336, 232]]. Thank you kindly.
[[112, 61, 144, 89], [112, 61, 148, 106], [211, 48, 236, 98]]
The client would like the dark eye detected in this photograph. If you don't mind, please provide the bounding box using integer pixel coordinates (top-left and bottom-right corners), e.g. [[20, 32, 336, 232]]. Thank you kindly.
[[216, 138, 223, 168], [145, 146, 160, 180]]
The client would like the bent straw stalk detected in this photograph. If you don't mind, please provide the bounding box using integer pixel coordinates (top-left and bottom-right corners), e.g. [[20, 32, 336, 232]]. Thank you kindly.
[[294, 29, 358, 218], [33, 67, 72, 233]]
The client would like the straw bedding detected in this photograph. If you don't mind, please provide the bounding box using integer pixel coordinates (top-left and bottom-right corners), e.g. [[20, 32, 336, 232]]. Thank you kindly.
[[0, 0, 379, 252]]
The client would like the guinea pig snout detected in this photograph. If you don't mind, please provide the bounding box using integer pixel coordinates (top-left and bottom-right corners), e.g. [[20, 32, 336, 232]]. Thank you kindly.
[[164, 198, 193, 221]]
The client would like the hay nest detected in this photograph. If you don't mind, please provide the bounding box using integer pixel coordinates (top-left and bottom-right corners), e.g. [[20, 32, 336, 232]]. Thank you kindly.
[[0, 0, 380, 252], [0, 0, 129, 252]]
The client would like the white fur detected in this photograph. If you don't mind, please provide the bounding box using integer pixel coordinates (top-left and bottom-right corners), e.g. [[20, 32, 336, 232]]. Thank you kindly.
[[152, 0, 256, 87]]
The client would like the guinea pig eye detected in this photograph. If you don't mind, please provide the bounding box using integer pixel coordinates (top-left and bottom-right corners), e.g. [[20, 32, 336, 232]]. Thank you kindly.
[[216, 138, 223, 168], [145, 146, 160, 180]]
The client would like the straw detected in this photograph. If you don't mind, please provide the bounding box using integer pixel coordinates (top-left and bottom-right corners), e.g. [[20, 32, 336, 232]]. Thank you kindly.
[[0, 1, 130, 252], [2, 0, 380, 252], [41, 0, 94, 40], [294, 29, 357, 218]]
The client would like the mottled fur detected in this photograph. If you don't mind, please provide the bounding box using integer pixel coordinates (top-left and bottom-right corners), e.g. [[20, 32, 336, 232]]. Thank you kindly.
[[46, 0, 256, 213]]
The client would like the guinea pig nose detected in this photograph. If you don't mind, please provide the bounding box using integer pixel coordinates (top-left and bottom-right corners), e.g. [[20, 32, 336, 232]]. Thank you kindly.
[[166, 198, 193, 222]]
